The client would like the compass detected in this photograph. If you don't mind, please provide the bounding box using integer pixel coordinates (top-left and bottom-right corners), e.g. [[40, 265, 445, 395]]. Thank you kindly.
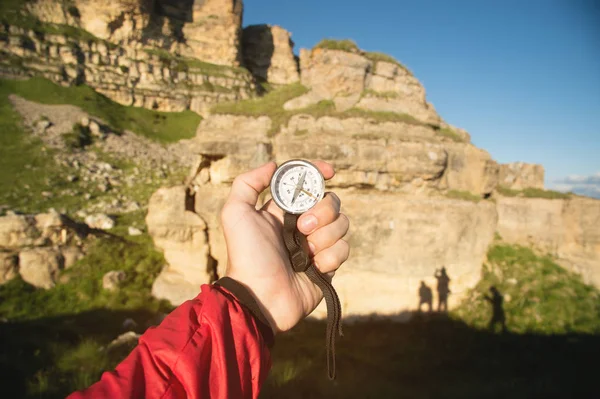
[[270, 159, 325, 215]]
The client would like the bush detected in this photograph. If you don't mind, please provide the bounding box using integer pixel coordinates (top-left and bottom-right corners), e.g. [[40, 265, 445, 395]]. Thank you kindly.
[[314, 39, 359, 52]]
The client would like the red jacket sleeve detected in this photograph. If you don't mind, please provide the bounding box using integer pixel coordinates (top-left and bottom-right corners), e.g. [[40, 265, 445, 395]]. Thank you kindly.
[[68, 284, 272, 399]]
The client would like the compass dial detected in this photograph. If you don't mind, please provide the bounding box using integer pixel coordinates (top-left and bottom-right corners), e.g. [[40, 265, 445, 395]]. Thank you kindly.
[[270, 160, 325, 214]]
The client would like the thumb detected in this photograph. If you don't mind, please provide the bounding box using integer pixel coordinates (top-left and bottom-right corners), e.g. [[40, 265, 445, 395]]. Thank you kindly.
[[226, 162, 277, 208]]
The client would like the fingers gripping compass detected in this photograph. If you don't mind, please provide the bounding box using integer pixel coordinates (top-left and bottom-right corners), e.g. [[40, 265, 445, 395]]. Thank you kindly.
[[271, 160, 343, 380]]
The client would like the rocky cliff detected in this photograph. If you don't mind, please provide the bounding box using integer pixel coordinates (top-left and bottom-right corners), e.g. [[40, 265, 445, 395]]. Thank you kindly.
[[1, 0, 598, 319]]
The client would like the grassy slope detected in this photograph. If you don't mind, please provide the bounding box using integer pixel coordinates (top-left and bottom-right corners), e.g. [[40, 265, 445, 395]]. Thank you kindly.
[[0, 79, 189, 213], [454, 244, 600, 334], [1, 78, 201, 143]]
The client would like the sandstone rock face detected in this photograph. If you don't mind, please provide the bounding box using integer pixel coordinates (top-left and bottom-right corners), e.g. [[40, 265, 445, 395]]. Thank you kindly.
[[146, 186, 211, 305], [357, 61, 440, 125], [178, 0, 243, 66], [496, 196, 600, 287], [313, 191, 498, 317], [0, 23, 254, 115], [73, 0, 153, 43], [300, 48, 372, 101], [441, 144, 499, 196], [28, 0, 243, 67], [243, 25, 300, 85], [498, 162, 545, 190], [19, 247, 63, 289], [297, 48, 441, 125]]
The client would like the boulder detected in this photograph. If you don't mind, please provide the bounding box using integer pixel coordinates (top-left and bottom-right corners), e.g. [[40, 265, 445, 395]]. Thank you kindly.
[[146, 186, 211, 305], [102, 270, 127, 291], [107, 331, 140, 352], [128, 226, 143, 236], [0, 252, 18, 284], [85, 213, 115, 230], [61, 246, 84, 269], [0, 214, 41, 248], [19, 247, 63, 289]]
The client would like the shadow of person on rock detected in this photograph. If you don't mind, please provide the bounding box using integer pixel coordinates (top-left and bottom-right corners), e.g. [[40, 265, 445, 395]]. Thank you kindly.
[[418, 281, 433, 313], [484, 286, 507, 333], [434, 267, 451, 312]]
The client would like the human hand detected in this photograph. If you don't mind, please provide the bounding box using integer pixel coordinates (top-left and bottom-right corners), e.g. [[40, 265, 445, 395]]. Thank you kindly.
[[221, 161, 350, 333]]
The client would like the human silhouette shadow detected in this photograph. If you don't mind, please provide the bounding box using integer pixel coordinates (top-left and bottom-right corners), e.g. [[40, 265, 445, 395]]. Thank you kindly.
[[434, 267, 451, 312], [418, 281, 433, 313], [484, 286, 507, 333]]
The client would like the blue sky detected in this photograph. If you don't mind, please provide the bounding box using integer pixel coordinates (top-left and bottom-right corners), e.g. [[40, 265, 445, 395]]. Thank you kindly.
[[244, 0, 600, 196]]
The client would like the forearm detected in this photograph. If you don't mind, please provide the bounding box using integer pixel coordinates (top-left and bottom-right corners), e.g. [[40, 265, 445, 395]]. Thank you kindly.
[[68, 285, 272, 399]]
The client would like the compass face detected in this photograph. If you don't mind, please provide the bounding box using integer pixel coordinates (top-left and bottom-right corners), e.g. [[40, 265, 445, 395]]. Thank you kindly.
[[270, 160, 325, 214]]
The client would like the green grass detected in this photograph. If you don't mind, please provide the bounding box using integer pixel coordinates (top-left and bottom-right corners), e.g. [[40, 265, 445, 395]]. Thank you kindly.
[[496, 185, 571, 199], [1, 78, 201, 143], [363, 51, 412, 74], [0, 80, 87, 212], [212, 82, 428, 135], [446, 190, 482, 203], [454, 244, 600, 334], [436, 127, 465, 142], [144, 48, 249, 78], [361, 89, 399, 99], [314, 39, 359, 52]]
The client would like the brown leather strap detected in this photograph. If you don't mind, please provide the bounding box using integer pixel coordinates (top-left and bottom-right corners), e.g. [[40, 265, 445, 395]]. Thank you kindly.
[[283, 213, 343, 380], [213, 277, 275, 348]]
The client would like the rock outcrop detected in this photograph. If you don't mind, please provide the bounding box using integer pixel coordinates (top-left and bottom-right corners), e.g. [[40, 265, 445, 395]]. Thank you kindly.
[[498, 162, 545, 190], [319, 192, 498, 317], [146, 186, 212, 305], [0, 210, 87, 288], [242, 25, 300, 86], [496, 196, 600, 287], [28, 0, 244, 67], [0, 24, 254, 115], [293, 47, 440, 125]]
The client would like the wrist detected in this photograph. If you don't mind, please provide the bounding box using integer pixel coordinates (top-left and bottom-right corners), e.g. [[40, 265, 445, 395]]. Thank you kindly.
[[214, 276, 278, 339]]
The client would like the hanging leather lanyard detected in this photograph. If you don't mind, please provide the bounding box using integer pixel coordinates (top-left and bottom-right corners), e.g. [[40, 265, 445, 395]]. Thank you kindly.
[[282, 212, 343, 380]]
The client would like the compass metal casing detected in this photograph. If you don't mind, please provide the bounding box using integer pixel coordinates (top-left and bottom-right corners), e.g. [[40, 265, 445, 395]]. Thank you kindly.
[[270, 159, 325, 214]]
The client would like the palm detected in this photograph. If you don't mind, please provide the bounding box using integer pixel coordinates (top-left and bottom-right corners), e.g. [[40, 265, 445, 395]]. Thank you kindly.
[[222, 201, 322, 332]]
